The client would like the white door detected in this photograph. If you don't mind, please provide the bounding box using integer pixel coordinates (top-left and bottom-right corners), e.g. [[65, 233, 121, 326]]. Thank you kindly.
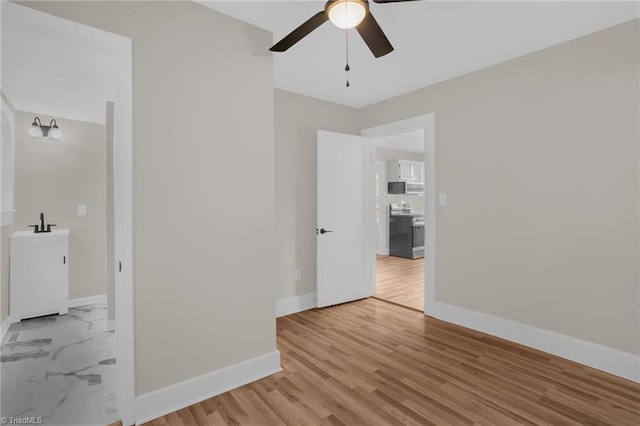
[[317, 130, 374, 308]]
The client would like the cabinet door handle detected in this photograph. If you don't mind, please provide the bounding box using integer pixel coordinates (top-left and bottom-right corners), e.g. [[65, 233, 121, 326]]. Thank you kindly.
[[119, 261, 122, 272], [63, 256, 66, 264]]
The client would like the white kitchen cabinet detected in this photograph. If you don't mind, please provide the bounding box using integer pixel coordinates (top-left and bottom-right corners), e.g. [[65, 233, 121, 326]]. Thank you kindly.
[[10, 229, 69, 322], [415, 162, 425, 183], [387, 159, 425, 183]]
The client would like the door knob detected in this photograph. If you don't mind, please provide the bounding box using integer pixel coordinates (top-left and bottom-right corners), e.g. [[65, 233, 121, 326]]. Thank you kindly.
[[320, 228, 333, 234]]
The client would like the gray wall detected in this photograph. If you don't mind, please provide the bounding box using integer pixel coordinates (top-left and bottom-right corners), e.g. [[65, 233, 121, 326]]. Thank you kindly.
[[14, 111, 107, 301], [274, 89, 360, 299], [359, 19, 640, 355], [25, 1, 277, 395]]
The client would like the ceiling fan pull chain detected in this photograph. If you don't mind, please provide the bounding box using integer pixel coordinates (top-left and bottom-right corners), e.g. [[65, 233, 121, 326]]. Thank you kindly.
[[345, 25, 351, 87]]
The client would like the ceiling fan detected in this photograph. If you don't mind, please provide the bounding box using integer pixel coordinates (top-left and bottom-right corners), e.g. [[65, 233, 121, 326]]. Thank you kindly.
[[269, 0, 421, 58]]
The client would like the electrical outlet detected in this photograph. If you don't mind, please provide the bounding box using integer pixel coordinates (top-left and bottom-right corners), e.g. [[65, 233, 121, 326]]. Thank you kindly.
[[295, 268, 302, 281], [439, 193, 447, 207], [78, 204, 87, 216]]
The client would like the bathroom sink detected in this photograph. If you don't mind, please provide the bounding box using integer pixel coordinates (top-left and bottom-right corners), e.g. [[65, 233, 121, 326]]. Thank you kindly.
[[10, 229, 70, 256]]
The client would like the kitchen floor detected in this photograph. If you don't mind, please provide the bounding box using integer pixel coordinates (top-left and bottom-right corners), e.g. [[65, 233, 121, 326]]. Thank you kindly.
[[375, 254, 424, 311], [1, 302, 117, 426]]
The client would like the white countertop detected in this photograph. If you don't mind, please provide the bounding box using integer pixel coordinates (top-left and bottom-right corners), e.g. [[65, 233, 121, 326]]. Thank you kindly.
[[12, 229, 70, 238]]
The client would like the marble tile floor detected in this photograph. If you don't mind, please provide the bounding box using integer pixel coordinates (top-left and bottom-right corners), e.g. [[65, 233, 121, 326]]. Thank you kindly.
[[1, 303, 117, 426]]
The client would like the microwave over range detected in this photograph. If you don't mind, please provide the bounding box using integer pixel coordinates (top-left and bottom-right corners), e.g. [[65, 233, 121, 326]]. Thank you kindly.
[[387, 181, 424, 195]]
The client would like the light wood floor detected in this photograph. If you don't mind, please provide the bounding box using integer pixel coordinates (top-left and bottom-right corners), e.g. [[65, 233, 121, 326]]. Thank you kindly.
[[144, 298, 640, 426], [375, 254, 424, 311]]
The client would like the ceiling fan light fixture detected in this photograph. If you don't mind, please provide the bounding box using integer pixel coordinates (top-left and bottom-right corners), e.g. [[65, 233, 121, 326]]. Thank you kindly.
[[327, 0, 367, 29]]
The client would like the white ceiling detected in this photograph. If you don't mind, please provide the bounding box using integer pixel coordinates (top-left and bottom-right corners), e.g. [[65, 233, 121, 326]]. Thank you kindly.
[[376, 128, 424, 153], [1, 3, 116, 124], [202, 0, 640, 108], [1, 1, 637, 124]]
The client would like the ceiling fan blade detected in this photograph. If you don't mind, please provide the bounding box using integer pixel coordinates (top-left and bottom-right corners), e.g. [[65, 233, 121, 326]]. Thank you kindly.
[[356, 12, 394, 58], [270, 11, 328, 52], [372, 0, 422, 3]]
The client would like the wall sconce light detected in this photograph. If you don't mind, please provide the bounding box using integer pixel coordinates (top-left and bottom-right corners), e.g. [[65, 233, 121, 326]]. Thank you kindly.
[[28, 117, 63, 141]]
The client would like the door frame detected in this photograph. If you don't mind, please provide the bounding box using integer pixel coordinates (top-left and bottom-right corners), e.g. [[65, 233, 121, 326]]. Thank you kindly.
[[361, 114, 435, 315], [375, 161, 388, 255], [3, 3, 135, 424]]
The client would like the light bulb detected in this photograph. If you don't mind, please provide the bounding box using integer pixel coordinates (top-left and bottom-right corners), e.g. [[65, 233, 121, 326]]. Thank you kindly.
[[28, 123, 43, 138], [328, 0, 367, 30], [48, 126, 62, 141]]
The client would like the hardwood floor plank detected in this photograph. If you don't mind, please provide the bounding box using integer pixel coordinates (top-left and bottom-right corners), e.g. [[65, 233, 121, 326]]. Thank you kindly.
[[226, 389, 268, 425], [373, 369, 474, 425], [144, 298, 640, 426], [318, 414, 347, 426], [241, 389, 288, 426], [370, 388, 437, 426], [176, 406, 200, 426], [206, 393, 242, 426], [435, 381, 528, 426], [375, 255, 424, 311], [543, 387, 639, 426], [188, 404, 212, 426], [162, 412, 185, 426], [207, 410, 228, 426]]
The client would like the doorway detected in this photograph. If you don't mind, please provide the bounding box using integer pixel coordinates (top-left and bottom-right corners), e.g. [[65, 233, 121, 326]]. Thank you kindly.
[[372, 130, 425, 311], [362, 114, 436, 314], [1, 3, 134, 424]]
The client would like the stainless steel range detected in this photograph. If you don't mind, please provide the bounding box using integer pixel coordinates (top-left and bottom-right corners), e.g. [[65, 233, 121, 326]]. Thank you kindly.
[[389, 204, 425, 259]]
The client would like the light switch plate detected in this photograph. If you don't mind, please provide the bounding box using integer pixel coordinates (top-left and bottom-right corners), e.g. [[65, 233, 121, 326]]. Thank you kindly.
[[77, 204, 87, 216], [439, 193, 447, 207]]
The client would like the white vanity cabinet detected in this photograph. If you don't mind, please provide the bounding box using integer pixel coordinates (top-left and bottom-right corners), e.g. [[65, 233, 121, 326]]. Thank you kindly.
[[10, 229, 69, 322]]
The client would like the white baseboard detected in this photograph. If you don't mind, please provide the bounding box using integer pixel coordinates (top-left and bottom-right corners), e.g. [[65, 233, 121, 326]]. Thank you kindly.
[[104, 319, 116, 332], [1, 316, 11, 341], [135, 350, 281, 425], [68, 295, 107, 308], [430, 301, 640, 383], [276, 292, 316, 317]]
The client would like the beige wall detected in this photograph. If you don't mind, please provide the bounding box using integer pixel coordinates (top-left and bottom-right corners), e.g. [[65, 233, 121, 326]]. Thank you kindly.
[[359, 20, 640, 354], [14, 111, 107, 300], [23, 1, 277, 395], [274, 89, 359, 299]]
